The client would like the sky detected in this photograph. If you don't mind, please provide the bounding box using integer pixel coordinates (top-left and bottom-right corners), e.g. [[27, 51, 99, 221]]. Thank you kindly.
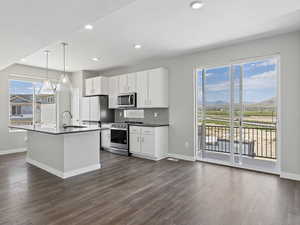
[[197, 58, 277, 104], [9, 80, 48, 95]]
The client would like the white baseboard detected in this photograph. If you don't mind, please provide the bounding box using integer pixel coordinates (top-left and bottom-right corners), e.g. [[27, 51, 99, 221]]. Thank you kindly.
[[64, 164, 101, 179], [280, 172, 300, 181], [26, 157, 101, 179], [0, 148, 27, 155], [167, 153, 195, 162]]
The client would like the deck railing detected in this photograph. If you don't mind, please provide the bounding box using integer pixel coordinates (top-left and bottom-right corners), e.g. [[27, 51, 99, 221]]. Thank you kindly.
[[198, 125, 276, 160]]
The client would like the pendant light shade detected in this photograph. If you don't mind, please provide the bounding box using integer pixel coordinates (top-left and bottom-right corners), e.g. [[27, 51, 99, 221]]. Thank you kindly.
[[38, 50, 56, 94], [57, 42, 72, 92]]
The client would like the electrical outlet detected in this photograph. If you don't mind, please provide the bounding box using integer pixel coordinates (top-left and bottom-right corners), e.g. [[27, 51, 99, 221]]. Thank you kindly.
[[154, 112, 159, 118]]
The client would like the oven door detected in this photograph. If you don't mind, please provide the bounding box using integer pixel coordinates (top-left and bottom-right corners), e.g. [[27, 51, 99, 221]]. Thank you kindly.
[[110, 128, 128, 149]]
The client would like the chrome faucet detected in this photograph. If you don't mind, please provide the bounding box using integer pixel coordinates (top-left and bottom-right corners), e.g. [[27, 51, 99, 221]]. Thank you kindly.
[[62, 111, 73, 127]]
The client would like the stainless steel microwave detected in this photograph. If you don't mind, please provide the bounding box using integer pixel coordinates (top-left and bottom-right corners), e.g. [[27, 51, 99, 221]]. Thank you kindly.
[[117, 93, 136, 108]]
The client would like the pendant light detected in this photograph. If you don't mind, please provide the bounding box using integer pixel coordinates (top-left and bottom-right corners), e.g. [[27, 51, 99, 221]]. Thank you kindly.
[[38, 50, 55, 94], [57, 42, 72, 91]]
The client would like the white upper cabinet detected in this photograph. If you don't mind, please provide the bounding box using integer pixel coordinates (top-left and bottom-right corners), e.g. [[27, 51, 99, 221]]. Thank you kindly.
[[136, 70, 148, 108], [104, 67, 168, 109], [85, 78, 94, 96], [148, 68, 168, 108], [137, 68, 168, 108], [127, 73, 137, 92], [118, 75, 128, 94], [85, 76, 108, 96], [108, 76, 119, 109], [117, 73, 137, 94]]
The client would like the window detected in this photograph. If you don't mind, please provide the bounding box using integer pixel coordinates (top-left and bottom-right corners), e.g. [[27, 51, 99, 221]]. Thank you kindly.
[[9, 80, 34, 126], [9, 79, 57, 128], [196, 56, 279, 170]]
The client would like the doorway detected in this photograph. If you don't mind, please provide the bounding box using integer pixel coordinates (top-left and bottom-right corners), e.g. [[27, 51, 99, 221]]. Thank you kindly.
[[195, 56, 279, 173]]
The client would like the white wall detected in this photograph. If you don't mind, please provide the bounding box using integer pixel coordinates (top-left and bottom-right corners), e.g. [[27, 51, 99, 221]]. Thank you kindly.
[[0, 64, 68, 152], [98, 31, 300, 176]]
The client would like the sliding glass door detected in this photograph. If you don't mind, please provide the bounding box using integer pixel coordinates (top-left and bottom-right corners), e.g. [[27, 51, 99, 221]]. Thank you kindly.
[[198, 66, 232, 164], [196, 57, 279, 173]]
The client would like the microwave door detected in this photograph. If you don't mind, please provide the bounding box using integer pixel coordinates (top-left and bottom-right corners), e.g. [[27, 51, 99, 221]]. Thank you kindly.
[[118, 95, 129, 106]]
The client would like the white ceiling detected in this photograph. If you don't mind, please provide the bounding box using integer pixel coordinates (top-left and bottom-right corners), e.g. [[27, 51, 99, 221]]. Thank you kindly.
[[17, 0, 300, 72], [0, 0, 137, 70]]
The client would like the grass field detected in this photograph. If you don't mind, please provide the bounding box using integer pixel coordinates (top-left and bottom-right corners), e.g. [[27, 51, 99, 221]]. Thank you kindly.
[[198, 110, 277, 127], [201, 110, 276, 117]]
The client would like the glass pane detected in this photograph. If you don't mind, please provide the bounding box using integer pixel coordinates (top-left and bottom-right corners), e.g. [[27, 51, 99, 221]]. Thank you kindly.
[[204, 66, 231, 154], [197, 69, 204, 152], [34, 82, 57, 128], [242, 58, 277, 159], [9, 80, 34, 126]]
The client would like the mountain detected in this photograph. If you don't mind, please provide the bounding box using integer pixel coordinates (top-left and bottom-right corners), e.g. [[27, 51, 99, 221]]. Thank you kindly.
[[247, 97, 275, 107], [206, 100, 228, 105]]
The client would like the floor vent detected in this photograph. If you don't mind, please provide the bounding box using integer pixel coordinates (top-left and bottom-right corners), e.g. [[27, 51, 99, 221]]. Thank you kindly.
[[167, 158, 179, 162]]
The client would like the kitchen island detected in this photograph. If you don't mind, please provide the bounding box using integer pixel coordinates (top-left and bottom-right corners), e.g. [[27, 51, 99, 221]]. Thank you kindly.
[[9, 125, 106, 179]]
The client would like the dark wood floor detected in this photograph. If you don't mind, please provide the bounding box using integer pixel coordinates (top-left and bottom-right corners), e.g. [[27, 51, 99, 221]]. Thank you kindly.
[[0, 151, 299, 225]]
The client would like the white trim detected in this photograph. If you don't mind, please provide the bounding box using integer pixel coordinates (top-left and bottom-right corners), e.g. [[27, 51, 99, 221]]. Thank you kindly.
[[167, 153, 195, 162], [280, 172, 300, 181], [9, 129, 27, 133], [26, 157, 101, 179], [0, 148, 27, 155], [198, 157, 279, 175], [132, 152, 167, 161], [9, 73, 58, 82], [192, 68, 198, 161], [193, 54, 281, 173], [63, 164, 101, 179]]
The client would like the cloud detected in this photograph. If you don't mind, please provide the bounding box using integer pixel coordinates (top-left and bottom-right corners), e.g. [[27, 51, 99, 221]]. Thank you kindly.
[[244, 70, 276, 90], [255, 58, 276, 67], [205, 70, 276, 92]]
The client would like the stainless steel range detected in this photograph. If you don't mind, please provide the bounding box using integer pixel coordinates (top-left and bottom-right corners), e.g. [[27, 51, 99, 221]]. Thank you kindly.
[[110, 123, 129, 156]]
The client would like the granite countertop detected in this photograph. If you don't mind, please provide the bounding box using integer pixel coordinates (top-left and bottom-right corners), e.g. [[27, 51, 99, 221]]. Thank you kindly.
[[127, 123, 169, 127], [9, 125, 108, 135]]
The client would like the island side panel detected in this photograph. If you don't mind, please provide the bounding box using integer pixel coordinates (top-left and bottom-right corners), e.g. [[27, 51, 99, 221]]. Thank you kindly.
[[27, 131, 64, 175], [63, 131, 100, 176]]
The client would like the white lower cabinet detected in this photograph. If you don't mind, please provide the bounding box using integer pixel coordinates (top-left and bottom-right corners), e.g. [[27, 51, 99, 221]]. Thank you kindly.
[[101, 124, 111, 149], [129, 126, 168, 161], [129, 132, 141, 153]]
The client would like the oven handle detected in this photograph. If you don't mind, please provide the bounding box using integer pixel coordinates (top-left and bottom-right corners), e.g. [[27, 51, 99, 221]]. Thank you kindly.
[[110, 128, 128, 131]]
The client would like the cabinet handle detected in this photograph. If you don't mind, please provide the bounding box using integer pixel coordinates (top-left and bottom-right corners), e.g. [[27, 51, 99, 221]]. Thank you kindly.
[[141, 137, 144, 142], [137, 137, 139, 142]]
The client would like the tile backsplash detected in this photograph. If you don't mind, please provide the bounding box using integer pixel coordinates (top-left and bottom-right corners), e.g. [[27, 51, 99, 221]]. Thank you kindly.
[[115, 108, 169, 124]]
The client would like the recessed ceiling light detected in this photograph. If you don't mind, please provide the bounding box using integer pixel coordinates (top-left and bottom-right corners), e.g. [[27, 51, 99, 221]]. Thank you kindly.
[[190, 1, 204, 9], [134, 44, 142, 49], [85, 24, 93, 30], [92, 57, 99, 61], [21, 58, 26, 62]]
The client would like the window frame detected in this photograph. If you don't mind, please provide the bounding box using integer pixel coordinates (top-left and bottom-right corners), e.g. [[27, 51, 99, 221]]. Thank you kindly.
[[8, 78, 36, 132]]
